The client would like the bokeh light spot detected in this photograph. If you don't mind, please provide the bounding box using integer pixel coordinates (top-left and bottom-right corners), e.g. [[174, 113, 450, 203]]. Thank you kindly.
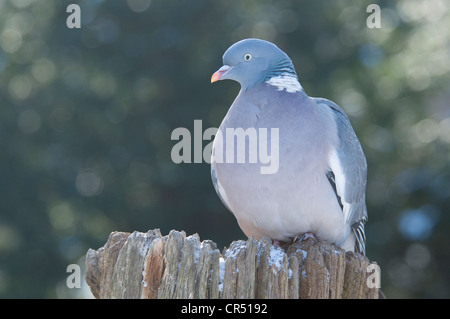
[[0, 29, 23, 53], [8, 74, 33, 100], [31, 59, 56, 84], [127, 0, 151, 13], [399, 205, 440, 241], [17, 109, 41, 134], [76, 169, 104, 197], [413, 118, 439, 144], [48, 203, 75, 232]]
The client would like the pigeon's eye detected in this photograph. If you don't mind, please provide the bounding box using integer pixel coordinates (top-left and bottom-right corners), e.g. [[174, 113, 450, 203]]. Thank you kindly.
[[244, 53, 252, 62]]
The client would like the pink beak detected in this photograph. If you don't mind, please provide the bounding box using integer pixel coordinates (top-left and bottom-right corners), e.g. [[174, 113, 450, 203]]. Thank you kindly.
[[211, 65, 232, 83]]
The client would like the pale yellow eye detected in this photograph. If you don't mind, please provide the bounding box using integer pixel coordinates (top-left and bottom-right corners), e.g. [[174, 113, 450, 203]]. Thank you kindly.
[[244, 53, 252, 61]]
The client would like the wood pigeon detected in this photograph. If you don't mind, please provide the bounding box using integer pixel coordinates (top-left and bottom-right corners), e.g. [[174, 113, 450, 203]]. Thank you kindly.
[[210, 38, 368, 255]]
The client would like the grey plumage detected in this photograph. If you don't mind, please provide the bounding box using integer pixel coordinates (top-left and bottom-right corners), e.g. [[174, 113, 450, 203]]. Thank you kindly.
[[211, 39, 368, 255], [313, 97, 368, 254]]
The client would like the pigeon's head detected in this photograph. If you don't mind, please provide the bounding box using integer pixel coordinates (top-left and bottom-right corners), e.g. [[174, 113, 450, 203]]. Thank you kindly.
[[211, 38, 298, 91]]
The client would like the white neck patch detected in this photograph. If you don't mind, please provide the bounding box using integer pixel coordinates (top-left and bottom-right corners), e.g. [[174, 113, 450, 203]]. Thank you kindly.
[[265, 74, 303, 93]]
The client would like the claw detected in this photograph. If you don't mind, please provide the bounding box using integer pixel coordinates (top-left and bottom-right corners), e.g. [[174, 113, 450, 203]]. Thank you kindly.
[[294, 232, 316, 243]]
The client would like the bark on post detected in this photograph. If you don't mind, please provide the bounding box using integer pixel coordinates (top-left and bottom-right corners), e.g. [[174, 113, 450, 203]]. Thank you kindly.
[[85, 229, 383, 299]]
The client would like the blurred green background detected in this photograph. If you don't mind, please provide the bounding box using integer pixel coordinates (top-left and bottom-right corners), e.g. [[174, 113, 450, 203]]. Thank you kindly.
[[0, 0, 449, 298]]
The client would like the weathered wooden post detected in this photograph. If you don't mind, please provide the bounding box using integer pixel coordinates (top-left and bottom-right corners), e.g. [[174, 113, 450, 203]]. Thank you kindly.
[[85, 229, 382, 299]]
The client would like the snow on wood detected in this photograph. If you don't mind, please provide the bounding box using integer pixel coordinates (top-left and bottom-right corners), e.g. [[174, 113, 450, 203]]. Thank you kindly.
[[85, 228, 383, 299]]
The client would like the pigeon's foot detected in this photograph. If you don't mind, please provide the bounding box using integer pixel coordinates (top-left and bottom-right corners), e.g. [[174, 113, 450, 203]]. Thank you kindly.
[[272, 240, 281, 247], [293, 232, 317, 243]]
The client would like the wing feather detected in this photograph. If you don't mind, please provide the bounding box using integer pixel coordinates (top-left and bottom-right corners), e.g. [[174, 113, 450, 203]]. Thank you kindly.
[[314, 97, 368, 255]]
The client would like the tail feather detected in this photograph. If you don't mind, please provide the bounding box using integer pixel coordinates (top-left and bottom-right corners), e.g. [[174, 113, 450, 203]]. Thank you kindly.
[[352, 219, 367, 255]]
